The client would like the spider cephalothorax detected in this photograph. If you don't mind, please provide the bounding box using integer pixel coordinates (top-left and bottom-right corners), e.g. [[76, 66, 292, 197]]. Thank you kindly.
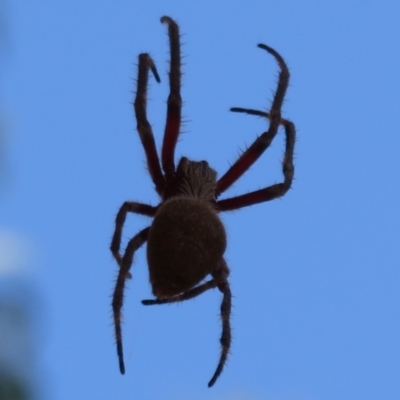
[[111, 16, 296, 387], [164, 157, 218, 200]]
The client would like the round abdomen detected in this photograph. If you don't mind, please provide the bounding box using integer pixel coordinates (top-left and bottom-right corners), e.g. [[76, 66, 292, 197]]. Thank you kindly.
[[147, 197, 226, 298]]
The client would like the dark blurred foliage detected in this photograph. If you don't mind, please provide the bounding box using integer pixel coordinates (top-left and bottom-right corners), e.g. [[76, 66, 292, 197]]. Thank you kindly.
[[0, 3, 42, 399], [0, 279, 40, 400]]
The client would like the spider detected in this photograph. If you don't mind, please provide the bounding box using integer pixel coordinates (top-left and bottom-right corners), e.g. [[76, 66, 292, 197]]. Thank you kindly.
[[111, 16, 295, 387]]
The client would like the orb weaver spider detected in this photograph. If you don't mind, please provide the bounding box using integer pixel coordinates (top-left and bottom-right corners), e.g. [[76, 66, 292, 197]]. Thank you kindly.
[[111, 16, 296, 387]]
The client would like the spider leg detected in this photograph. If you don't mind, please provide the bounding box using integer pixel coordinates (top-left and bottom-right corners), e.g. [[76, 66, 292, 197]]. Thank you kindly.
[[216, 44, 290, 197], [112, 227, 150, 375], [141, 279, 218, 305], [160, 16, 182, 181], [217, 110, 295, 211], [135, 53, 165, 196], [230, 107, 292, 126], [208, 259, 232, 387], [208, 283, 232, 387], [143, 259, 232, 388], [110, 201, 157, 266]]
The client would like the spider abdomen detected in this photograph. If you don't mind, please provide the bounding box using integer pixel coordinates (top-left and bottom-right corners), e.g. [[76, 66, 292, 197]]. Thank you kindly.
[[147, 197, 226, 298]]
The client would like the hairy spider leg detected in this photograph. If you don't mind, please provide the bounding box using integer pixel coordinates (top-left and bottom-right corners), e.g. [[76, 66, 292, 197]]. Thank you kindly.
[[111, 203, 156, 375], [160, 16, 183, 182], [141, 279, 218, 305], [217, 111, 295, 211], [134, 54, 165, 196], [208, 281, 231, 387], [112, 227, 150, 375], [110, 202, 156, 265], [142, 259, 232, 387], [216, 44, 291, 198]]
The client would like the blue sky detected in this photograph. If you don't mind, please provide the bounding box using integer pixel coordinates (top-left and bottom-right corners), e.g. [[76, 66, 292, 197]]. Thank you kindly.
[[1, 1, 400, 399]]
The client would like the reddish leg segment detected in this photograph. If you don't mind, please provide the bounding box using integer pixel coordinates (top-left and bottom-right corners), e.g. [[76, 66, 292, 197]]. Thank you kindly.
[[217, 109, 295, 211], [216, 44, 290, 197], [134, 54, 165, 196], [160, 16, 183, 181]]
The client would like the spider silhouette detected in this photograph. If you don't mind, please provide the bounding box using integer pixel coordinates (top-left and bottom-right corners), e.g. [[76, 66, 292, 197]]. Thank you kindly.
[[111, 16, 295, 387]]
